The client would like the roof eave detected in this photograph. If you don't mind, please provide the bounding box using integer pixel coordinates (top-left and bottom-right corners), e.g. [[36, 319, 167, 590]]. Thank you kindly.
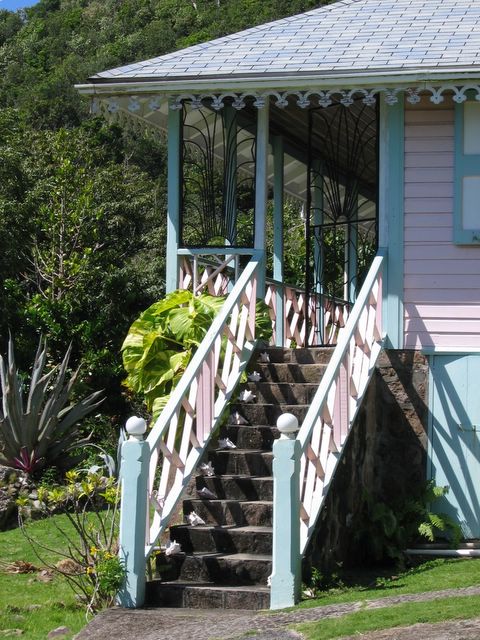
[[76, 67, 480, 96]]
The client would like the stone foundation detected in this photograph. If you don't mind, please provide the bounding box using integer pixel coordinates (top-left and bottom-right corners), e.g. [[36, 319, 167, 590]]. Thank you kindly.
[[305, 349, 429, 573]]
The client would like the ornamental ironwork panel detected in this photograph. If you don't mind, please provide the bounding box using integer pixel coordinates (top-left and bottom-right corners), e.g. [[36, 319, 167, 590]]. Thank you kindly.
[[181, 101, 256, 248], [306, 100, 378, 346]]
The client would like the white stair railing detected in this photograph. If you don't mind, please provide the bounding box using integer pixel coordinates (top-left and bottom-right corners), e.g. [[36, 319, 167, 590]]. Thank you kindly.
[[270, 250, 385, 609], [118, 253, 261, 607]]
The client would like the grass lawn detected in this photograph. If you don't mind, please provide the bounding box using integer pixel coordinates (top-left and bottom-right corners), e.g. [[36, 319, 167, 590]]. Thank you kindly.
[[297, 557, 480, 607], [2, 518, 480, 640], [296, 594, 480, 639], [0, 515, 88, 639], [294, 558, 480, 639]]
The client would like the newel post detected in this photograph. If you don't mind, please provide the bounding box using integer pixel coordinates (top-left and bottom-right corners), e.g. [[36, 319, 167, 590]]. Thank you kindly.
[[117, 416, 149, 608], [270, 413, 302, 609]]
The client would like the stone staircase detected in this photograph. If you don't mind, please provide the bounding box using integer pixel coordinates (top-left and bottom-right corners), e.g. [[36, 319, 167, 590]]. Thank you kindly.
[[145, 346, 332, 610]]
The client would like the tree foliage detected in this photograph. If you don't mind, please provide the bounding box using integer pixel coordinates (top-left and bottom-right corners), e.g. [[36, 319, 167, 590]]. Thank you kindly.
[[0, 0, 328, 440]]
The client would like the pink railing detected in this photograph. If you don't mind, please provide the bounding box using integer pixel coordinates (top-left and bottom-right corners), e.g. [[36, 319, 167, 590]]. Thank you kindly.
[[264, 282, 350, 347], [145, 254, 260, 554], [295, 251, 385, 552], [179, 255, 233, 296], [179, 255, 351, 348]]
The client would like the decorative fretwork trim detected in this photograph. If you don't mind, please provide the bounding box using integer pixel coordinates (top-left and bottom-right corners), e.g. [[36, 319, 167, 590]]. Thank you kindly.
[[91, 84, 480, 115]]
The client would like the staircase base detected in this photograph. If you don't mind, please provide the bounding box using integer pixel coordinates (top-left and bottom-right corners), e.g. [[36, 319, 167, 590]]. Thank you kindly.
[[146, 581, 270, 610]]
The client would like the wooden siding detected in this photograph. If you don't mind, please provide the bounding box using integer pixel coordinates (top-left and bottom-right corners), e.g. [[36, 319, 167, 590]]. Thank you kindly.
[[403, 98, 480, 350]]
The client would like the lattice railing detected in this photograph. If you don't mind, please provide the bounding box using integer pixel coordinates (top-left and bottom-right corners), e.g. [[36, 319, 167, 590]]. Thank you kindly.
[[145, 254, 260, 555], [179, 254, 234, 297], [296, 251, 384, 552], [264, 282, 350, 348], [180, 255, 350, 348]]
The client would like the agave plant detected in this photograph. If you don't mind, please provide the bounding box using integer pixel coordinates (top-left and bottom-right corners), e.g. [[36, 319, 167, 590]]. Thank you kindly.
[[0, 336, 104, 475]]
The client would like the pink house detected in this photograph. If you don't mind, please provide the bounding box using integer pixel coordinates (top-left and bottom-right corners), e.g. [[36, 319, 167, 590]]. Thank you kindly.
[[78, 0, 480, 610]]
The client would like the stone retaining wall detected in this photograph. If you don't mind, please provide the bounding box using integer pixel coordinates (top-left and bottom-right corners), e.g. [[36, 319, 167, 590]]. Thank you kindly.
[[305, 349, 429, 573]]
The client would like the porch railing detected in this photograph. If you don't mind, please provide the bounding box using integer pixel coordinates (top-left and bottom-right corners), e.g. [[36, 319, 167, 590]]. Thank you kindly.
[[270, 250, 385, 609], [179, 254, 350, 347], [118, 252, 261, 607]]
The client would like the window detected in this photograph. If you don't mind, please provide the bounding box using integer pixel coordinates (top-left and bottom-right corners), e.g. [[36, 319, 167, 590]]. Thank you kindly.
[[454, 100, 480, 244]]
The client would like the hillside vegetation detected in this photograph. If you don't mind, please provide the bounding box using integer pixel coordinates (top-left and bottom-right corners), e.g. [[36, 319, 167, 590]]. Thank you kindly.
[[0, 0, 324, 450]]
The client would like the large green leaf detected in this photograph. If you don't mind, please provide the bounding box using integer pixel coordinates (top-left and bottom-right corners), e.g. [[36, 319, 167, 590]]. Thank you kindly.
[[121, 290, 225, 415]]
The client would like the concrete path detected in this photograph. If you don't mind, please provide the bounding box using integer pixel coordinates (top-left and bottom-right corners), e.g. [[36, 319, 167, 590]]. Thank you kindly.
[[75, 586, 480, 640]]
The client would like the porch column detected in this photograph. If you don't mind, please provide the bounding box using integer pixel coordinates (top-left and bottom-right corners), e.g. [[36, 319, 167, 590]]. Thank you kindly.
[[166, 105, 182, 293], [379, 95, 404, 348], [345, 199, 358, 304], [224, 105, 238, 289], [312, 161, 324, 344], [224, 105, 238, 243], [254, 101, 270, 297], [273, 135, 284, 347]]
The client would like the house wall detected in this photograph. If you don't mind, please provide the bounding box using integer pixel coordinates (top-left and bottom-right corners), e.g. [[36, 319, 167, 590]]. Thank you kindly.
[[403, 97, 480, 350]]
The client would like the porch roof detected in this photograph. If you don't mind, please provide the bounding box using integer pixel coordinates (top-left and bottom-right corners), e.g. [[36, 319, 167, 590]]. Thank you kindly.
[[88, 0, 480, 88]]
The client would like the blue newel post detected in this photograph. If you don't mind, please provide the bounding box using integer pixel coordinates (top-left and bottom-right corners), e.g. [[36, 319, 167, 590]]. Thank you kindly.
[[270, 413, 302, 609], [117, 416, 149, 608]]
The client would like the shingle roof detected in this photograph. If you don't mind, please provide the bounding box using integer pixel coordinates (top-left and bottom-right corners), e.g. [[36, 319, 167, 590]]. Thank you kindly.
[[91, 0, 480, 83]]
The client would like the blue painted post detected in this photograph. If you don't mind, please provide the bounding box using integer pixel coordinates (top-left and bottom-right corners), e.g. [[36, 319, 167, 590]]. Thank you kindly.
[[270, 413, 301, 610], [254, 102, 270, 297], [117, 416, 149, 608], [312, 161, 324, 344], [166, 105, 182, 293], [379, 95, 404, 348], [273, 135, 284, 347], [346, 201, 358, 303]]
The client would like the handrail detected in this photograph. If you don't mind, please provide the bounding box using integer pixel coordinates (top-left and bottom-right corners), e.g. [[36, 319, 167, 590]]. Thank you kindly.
[[145, 251, 261, 555], [296, 250, 385, 552], [270, 250, 385, 609]]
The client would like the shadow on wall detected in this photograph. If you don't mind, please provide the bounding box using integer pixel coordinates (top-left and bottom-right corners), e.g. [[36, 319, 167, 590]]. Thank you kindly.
[[305, 349, 429, 573]]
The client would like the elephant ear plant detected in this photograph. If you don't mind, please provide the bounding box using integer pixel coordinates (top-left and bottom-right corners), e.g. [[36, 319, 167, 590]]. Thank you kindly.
[[122, 289, 273, 421], [0, 336, 104, 475], [121, 289, 226, 420]]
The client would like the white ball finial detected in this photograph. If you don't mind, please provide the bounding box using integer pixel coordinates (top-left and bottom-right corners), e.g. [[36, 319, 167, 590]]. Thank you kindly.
[[126, 416, 147, 440], [276, 412, 299, 439]]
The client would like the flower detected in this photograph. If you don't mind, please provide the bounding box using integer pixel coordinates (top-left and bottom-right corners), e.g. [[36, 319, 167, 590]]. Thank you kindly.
[[165, 541, 182, 556], [199, 462, 215, 477], [187, 511, 206, 526], [239, 390, 256, 403], [197, 487, 217, 500], [229, 411, 249, 425], [218, 437, 236, 450]]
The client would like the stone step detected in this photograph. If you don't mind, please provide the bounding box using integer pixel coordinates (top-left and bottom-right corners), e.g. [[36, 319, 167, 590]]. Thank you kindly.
[[170, 524, 272, 554], [183, 498, 273, 526], [209, 448, 273, 476], [157, 552, 272, 586], [194, 474, 273, 500], [231, 403, 309, 425], [250, 362, 326, 384], [253, 346, 333, 364], [243, 381, 319, 405], [145, 581, 270, 610], [219, 424, 278, 450]]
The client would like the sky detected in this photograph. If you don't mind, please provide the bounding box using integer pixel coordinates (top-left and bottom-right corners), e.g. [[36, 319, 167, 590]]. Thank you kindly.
[[0, 0, 39, 9]]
